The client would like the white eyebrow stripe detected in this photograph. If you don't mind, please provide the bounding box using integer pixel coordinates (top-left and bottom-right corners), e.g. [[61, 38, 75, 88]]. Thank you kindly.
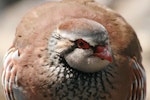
[[54, 29, 109, 47]]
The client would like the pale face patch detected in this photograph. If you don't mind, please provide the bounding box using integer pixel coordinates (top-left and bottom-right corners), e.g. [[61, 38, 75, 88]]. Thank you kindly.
[[48, 18, 112, 73]]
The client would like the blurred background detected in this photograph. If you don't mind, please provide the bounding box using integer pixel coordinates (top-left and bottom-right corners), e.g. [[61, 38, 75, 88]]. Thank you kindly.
[[0, 0, 150, 100]]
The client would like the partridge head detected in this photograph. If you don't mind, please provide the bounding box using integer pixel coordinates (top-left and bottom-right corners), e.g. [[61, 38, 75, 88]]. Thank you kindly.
[[2, 0, 146, 100], [50, 18, 112, 72]]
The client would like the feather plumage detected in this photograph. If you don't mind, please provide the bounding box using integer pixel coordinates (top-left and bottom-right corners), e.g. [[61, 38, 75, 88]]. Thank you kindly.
[[2, 0, 146, 100]]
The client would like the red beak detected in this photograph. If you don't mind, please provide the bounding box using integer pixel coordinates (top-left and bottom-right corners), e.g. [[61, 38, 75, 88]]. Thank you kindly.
[[93, 46, 112, 62]]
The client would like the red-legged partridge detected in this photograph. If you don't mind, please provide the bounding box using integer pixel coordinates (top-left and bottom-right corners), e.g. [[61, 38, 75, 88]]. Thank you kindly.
[[2, 0, 146, 100]]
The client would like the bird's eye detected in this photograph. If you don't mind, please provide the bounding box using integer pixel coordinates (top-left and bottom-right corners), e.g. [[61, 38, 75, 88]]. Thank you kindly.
[[76, 39, 90, 49]]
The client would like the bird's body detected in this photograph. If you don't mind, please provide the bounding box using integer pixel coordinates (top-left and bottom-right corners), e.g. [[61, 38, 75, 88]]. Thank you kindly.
[[2, 0, 146, 100]]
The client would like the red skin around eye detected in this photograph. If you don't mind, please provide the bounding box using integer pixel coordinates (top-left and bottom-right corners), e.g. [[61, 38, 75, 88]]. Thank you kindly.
[[76, 39, 112, 62], [76, 39, 90, 49]]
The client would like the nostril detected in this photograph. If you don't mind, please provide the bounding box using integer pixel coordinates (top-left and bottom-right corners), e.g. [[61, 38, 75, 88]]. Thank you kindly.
[[94, 46, 105, 53], [101, 58, 104, 60]]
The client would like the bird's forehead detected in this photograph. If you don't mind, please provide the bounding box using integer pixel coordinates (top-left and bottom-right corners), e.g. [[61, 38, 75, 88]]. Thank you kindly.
[[55, 18, 109, 46], [58, 18, 106, 33]]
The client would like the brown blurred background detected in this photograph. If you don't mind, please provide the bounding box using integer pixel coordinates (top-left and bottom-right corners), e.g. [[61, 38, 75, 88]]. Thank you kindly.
[[0, 0, 150, 100]]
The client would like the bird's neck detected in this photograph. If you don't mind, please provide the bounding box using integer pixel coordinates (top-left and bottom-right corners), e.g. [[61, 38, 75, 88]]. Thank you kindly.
[[46, 51, 117, 99]]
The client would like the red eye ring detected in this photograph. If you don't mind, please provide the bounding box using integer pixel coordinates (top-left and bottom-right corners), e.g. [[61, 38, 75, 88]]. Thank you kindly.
[[76, 39, 90, 49]]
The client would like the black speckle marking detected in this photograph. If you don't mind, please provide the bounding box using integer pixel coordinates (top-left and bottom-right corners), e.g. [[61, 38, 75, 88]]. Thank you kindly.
[[43, 51, 117, 100], [23, 65, 28, 67], [45, 33, 117, 99], [38, 54, 42, 58], [18, 35, 22, 37], [43, 94, 48, 98]]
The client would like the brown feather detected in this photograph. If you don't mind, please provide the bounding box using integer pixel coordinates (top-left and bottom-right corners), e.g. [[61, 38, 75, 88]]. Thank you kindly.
[[2, 0, 146, 100]]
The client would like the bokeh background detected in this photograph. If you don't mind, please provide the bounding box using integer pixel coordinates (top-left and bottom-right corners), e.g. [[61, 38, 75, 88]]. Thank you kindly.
[[0, 0, 150, 100]]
